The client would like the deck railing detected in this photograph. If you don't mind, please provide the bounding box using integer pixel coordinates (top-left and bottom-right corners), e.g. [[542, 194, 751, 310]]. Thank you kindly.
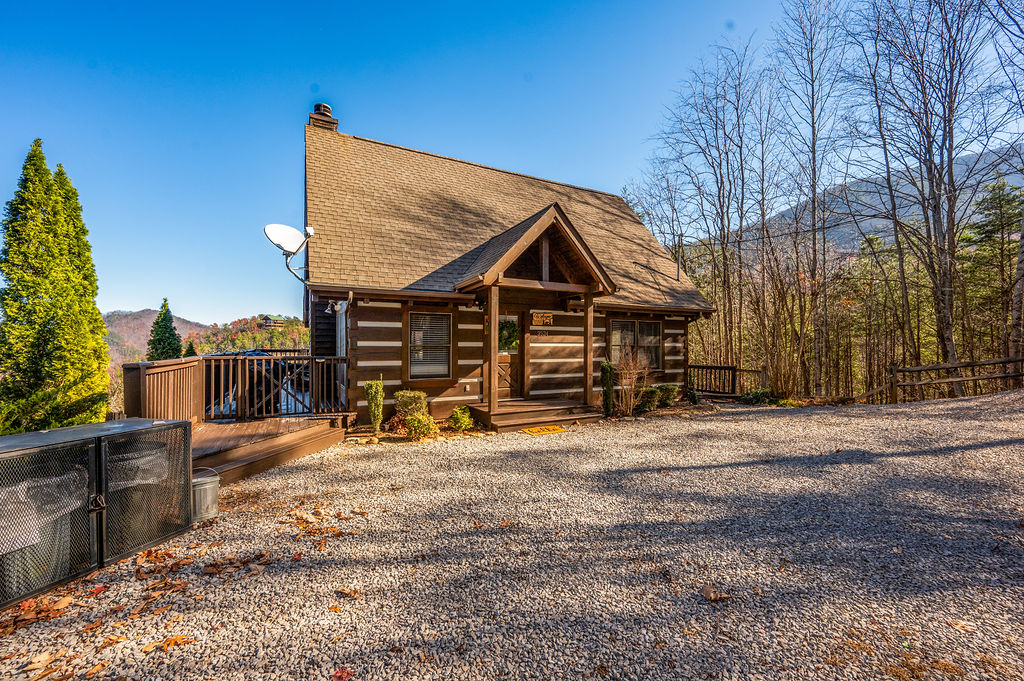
[[124, 354, 347, 422], [687, 364, 737, 395], [122, 357, 205, 423], [686, 364, 767, 396], [205, 355, 346, 419]]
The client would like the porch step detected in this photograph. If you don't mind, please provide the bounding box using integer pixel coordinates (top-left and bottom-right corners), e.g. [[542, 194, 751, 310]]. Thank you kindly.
[[469, 398, 602, 433], [488, 411, 603, 433]]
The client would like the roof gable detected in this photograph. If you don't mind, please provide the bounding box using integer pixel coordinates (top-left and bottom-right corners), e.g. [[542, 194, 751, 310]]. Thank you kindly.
[[304, 125, 714, 312], [455, 203, 615, 294]]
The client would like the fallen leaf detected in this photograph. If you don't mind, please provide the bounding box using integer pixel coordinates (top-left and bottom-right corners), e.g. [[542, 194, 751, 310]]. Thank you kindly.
[[50, 596, 73, 611], [337, 588, 363, 600], [97, 635, 127, 652], [947, 619, 976, 633], [332, 669, 353, 681], [329, 606, 342, 613], [84, 661, 109, 679], [700, 584, 731, 602], [29, 664, 63, 681]]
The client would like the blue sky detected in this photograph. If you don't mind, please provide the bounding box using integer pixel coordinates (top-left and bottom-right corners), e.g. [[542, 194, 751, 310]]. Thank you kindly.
[[0, 1, 782, 324]]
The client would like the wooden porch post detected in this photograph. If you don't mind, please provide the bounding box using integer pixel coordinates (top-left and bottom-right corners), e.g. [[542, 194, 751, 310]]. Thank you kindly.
[[583, 292, 594, 406], [487, 285, 499, 413]]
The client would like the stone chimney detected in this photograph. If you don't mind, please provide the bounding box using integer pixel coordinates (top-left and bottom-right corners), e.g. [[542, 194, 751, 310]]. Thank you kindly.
[[309, 102, 338, 131]]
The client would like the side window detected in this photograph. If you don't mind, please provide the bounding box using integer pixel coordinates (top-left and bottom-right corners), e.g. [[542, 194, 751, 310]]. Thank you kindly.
[[638, 321, 662, 369], [609, 320, 636, 364], [409, 312, 451, 378]]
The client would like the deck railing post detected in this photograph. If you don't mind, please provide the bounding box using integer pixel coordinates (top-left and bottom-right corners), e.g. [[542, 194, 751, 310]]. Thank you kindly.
[[312, 359, 321, 414], [887, 365, 898, 404]]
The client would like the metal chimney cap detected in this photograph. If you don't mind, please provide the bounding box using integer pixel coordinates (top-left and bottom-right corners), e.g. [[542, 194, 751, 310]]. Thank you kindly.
[[313, 102, 332, 117]]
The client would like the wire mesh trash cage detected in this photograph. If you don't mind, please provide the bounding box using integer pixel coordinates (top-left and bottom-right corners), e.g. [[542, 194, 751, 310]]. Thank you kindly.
[[0, 440, 94, 607], [102, 425, 191, 564], [191, 467, 220, 524], [0, 419, 191, 609]]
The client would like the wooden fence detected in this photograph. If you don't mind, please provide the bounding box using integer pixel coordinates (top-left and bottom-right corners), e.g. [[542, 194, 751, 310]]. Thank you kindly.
[[124, 354, 347, 422], [880, 356, 1024, 404]]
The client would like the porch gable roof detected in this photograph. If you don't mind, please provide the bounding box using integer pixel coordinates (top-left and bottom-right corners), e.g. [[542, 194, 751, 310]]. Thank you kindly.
[[454, 203, 616, 294]]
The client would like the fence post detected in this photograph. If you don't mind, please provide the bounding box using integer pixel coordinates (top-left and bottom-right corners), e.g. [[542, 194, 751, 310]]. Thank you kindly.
[[760, 365, 768, 390], [887, 365, 898, 404], [730, 367, 737, 395]]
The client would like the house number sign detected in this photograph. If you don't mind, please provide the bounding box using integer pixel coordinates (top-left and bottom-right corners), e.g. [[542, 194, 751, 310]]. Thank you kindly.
[[532, 313, 554, 326]]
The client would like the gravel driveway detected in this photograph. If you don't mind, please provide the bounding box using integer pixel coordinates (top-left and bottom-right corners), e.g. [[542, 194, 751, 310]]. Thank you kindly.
[[2, 392, 1023, 681]]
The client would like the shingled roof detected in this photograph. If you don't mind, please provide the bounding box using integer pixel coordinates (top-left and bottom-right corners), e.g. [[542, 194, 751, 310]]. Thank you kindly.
[[304, 123, 713, 312]]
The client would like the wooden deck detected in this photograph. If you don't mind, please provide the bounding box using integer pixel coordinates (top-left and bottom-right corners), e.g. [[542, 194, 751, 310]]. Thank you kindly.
[[192, 416, 351, 485], [468, 398, 602, 433]]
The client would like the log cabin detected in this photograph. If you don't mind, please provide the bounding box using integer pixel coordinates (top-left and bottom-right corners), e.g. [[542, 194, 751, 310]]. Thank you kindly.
[[303, 103, 714, 431]]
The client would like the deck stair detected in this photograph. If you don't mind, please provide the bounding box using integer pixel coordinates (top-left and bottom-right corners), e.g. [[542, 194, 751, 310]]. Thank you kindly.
[[468, 398, 602, 433]]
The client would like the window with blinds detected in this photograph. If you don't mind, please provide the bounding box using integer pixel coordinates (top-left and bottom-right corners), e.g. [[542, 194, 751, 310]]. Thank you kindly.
[[609, 319, 662, 369], [409, 312, 451, 378], [638, 321, 662, 369]]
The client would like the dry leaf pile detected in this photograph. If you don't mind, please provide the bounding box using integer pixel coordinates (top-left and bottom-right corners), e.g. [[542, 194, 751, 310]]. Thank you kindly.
[[201, 551, 274, 580]]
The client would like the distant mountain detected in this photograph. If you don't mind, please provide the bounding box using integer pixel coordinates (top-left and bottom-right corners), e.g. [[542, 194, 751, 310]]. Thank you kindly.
[[103, 309, 211, 365], [761, 145, 1023, 253]]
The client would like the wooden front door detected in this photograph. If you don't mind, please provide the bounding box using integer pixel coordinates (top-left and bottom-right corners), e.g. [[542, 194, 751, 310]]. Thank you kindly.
[[497, 313, 522, 398]]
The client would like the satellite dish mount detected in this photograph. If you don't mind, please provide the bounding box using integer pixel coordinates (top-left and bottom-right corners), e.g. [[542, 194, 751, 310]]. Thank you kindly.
[[263, 224, 315, 283]]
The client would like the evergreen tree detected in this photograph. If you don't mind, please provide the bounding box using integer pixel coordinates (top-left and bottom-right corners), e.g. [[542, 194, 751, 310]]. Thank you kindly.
[[183, 339, 198, 357], [147, 298, 183, 360], [51, 163, 109, 416], [0, 139, 109, 431]]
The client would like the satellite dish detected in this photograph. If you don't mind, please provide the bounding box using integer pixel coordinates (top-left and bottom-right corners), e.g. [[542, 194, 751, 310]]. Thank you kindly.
[[264, 223, 311, 255]]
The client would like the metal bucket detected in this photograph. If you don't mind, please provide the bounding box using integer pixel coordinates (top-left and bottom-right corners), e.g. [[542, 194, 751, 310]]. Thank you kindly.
[[191, 468, 220, 524]]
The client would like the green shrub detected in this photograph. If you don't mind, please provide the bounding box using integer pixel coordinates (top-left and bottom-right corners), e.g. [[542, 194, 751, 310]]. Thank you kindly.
[[686, 378, 698, 404], [636, 386, 660, 414], [405, 411, 439, 439], [365, 379, 384, 431], [447, 405, 474, 431], [739, 388, 772, 405], [600, 361, 615, 416], [657, 384, 679, 407], [773, 398, 799, 408], [393, 390, 428, 417]]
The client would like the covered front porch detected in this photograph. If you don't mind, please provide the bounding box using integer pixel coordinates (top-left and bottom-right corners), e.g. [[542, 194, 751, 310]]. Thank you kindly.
[[456, 203, 614, 428]]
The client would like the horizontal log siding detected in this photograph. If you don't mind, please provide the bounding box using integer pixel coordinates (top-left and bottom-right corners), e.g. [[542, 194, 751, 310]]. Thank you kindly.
[[525, 311, 598, 401], [348, 301, 484, 422], [526, 311, 690, 401]]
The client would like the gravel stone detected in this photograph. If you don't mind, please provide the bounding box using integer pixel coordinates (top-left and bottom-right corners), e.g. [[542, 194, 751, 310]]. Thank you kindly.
[[1, 392, 1022, 680]]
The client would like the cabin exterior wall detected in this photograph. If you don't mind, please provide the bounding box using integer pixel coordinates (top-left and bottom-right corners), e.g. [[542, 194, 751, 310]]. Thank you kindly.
[[329, 295, 693, 424]]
